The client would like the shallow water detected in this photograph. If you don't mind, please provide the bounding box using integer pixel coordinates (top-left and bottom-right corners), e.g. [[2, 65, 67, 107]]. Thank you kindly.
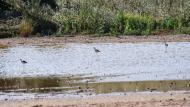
[[0, 42, 190, 81], [0, 42, 190, 100]]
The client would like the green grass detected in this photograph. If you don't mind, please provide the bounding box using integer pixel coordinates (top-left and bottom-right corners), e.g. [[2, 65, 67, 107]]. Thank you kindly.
[[53, 0, 190, 36], [1, 0, 190, 36]]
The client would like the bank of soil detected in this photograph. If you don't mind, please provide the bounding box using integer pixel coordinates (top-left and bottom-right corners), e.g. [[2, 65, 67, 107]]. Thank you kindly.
[[0, 34, 190, 47]]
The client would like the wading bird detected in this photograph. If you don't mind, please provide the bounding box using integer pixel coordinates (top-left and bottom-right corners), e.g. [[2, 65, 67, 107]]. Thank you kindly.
[[164, 41, 168, 47], [20, 59, 27, 64], [163, 38, 168, 53], [163, 38, 168, 48], [93, 47, 100, 53]]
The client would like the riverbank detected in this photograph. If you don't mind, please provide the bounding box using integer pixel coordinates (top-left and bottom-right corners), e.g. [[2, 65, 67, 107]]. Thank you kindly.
[[0, 35, 190, 47], [1, 91, 190, 107]]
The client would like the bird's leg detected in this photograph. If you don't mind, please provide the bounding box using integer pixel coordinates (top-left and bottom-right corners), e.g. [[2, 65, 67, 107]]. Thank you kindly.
[[22, 64, 24, 73], [64, 35, 67, 44], [18, 79, 21, 89], [85, 81, 89, 89], [165, 46, 168, 53]]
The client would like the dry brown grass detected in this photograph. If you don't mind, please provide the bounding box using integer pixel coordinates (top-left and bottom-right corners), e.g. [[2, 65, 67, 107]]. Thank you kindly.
[[19, 19, 33, 37]]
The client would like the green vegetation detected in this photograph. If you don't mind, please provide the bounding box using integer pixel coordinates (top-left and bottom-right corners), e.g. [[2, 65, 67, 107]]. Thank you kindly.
[[124, 14, 153, 35], [0, 0, 58, 37], [1, 0, 190, 37]]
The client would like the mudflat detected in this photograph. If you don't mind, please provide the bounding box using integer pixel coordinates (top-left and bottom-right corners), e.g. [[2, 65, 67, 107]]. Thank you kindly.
[[0, 91, 190, 107]]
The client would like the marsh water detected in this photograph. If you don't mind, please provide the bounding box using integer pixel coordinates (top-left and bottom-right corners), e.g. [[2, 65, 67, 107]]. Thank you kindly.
[[0, 42, 190, 100]]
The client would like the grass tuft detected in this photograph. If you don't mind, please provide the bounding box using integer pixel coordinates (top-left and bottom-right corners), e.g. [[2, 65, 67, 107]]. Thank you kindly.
[[19, 19, 33, 37]]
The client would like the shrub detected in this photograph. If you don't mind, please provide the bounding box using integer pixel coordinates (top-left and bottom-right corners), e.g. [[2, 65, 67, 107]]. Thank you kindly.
[[178, 27, 190, 34], [110, 10, 126, 35], [157, 17, 179, 30], [124, 14, 153, 35], [54, 1, 115, 35]]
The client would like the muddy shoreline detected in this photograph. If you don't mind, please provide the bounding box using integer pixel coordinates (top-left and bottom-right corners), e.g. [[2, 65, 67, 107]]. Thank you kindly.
[[0, 34, 190, 47], [1, 91, 190, 107]]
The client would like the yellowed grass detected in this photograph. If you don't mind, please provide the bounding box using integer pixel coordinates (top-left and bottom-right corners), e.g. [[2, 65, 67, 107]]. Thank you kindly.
[[19, 19, 33, 37]]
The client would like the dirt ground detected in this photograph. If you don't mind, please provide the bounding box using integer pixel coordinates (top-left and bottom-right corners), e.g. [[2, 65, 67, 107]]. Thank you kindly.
[[0, 91, 190, 107], [0, 34, 190, 47]]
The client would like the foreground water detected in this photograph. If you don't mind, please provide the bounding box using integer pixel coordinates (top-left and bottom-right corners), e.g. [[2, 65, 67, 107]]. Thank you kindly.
[[0, 42, 190, 100]]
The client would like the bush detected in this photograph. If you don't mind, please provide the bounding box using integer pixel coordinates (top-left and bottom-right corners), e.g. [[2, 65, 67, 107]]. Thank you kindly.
[[124, 14, 153, 35], [54, 1, 115, 35], [157, 17, 179, 30], [110, 11, 126, 35], [178, 27, 190, 34]]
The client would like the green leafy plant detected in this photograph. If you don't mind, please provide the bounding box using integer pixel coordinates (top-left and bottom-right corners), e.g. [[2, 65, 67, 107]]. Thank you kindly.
[[124, 14, 153, 35], [158, 17, 179, 30]]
